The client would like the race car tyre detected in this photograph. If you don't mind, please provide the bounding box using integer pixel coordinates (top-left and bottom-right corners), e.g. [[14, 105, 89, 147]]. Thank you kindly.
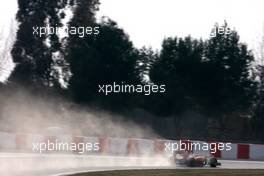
[[186, 158, 196, 167], [209, 157, 217, 167]]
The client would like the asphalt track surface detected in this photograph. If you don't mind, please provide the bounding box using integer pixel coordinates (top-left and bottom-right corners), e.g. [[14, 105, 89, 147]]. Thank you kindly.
[[0, 153, 264, 176]]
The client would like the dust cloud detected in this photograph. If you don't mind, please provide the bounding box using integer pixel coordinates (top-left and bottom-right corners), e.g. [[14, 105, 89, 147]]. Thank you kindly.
[[0, 87, 171, 176], [0, 87, 158, 139]]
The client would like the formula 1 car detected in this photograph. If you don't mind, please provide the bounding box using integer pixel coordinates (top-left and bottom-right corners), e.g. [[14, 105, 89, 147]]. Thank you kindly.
[[170, 151, 221, 167]]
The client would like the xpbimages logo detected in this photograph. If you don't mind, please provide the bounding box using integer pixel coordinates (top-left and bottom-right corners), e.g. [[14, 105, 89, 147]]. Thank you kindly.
[[165, 140, 232, 154], [32, 140, 100, 154], [98, 82, 166, 96], [32, 25, 100, 38]]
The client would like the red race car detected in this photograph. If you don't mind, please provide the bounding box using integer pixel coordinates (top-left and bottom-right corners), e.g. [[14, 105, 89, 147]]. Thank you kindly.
[[170, 150, 221, 167]]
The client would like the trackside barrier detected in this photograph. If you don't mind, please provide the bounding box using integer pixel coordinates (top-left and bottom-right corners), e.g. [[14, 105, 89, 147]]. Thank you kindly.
[[136, 139, 154, 156], [0, 132, 264, 160], [154, 139, 166, 155], [108, 137, 127, 155], [126, 138, 139, 155], [99, 137, 109, 154]]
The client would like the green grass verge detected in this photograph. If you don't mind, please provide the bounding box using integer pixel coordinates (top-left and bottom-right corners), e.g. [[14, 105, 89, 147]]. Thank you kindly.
[[70, 169, 264, 176]]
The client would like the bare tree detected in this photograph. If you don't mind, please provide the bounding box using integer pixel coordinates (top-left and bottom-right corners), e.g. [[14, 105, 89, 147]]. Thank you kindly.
[[0, 20, 17, 83]]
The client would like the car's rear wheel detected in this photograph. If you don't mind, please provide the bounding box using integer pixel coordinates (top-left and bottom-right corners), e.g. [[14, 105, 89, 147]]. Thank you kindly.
[[186, 158, 196, 167], [209, 157, 218, 167]]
